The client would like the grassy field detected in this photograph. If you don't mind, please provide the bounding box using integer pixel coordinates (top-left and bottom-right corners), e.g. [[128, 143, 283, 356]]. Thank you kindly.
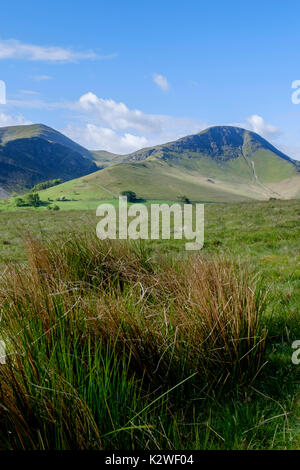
[[0, 199, 299, 449]]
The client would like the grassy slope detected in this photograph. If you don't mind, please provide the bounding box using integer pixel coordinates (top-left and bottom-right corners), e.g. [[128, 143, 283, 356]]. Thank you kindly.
[[251, 150, 297, 182], [25, 124, 300, 204], [21, 152, 300, 208], [45, 163, 255, 203], [92, 125, 299, 201]]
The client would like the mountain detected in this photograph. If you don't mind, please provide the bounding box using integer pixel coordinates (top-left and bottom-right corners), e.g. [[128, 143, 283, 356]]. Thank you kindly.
[[125, 125, 299, 168], [0, 124, 97, 194], [38, 126, 300, 204]]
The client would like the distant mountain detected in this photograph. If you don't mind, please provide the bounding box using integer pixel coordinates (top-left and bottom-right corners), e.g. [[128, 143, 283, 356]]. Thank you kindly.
[[90, 150, 125, 168], [44, 126, 300, 203], [0, 124, 97, 194]]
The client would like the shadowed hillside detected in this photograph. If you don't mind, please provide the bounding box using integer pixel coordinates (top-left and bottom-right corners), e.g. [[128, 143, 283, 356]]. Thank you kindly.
[[0, 124, 97, 194]]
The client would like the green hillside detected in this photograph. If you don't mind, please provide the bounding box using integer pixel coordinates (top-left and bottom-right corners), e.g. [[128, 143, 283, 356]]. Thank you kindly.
[[34, 126, 300, 206], [2, 124, 300, 207]]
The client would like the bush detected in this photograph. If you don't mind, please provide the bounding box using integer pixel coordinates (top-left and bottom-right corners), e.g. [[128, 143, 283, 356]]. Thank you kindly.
[[14, 197, 25, 207], [177, 195, 191, 204], [25, 193, 40, 207], [120, 190, 137, 202]]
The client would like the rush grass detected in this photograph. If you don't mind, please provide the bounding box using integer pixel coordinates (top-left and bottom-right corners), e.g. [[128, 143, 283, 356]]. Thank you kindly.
[[0, 232, 298, 450]]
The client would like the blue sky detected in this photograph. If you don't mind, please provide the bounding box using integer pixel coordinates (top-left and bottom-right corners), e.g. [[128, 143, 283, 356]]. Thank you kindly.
[[1, 0, 300, 157]]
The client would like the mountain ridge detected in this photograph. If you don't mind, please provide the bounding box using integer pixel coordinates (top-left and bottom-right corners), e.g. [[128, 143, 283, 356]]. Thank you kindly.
[[0, 123, 91, 158], [0, 124, 97, 194], [122, 126, 300, 167]]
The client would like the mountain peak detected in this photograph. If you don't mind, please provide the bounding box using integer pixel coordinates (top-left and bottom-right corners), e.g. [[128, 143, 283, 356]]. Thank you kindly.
[[124, 125, 298, 167]]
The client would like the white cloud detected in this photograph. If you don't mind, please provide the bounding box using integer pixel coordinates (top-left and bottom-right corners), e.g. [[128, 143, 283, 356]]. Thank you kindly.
[[64, 124, 148, 154], [78, 92, 162, 134], [0, 111, 31, 127], [66, 92, 206, 152], [245, 114, 281, 139], [5, 90, 206, 153], [0, 39, 112, 62], [77, 92, 204, 136], [153, 73, 170, 92]]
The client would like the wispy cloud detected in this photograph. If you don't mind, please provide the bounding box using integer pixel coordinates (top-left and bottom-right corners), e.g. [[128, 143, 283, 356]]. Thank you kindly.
[[34, 75, 52, 81], [18, 89, 40, 95], [153, 73, 170, 92], [0, 111, 31, 127], [7, 98, 67, 109], [0, 39, 114, 62]]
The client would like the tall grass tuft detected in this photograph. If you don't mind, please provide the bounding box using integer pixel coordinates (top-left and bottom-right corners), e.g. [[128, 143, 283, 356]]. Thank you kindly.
[[0, 233, 268, 449]]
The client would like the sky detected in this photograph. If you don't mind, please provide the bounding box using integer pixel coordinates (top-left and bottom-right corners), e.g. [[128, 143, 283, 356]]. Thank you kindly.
[[1, 0, 300, 158]]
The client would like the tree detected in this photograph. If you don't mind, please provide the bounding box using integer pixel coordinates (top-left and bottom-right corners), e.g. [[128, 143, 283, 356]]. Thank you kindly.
[[177, 195, 191, 204], [120, 190, 137, 202], [15, 197, 25, 207], [26, 193, 40, 207], [31, 179, 62, 192]]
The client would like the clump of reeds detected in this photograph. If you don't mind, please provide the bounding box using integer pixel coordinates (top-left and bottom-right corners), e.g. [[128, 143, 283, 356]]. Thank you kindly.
[[0, 233, 267, 449]]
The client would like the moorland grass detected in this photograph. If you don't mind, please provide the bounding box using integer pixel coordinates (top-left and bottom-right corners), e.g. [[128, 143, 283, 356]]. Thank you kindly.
[[0, 234, 267, 449], [0, 199, 299, 449]]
